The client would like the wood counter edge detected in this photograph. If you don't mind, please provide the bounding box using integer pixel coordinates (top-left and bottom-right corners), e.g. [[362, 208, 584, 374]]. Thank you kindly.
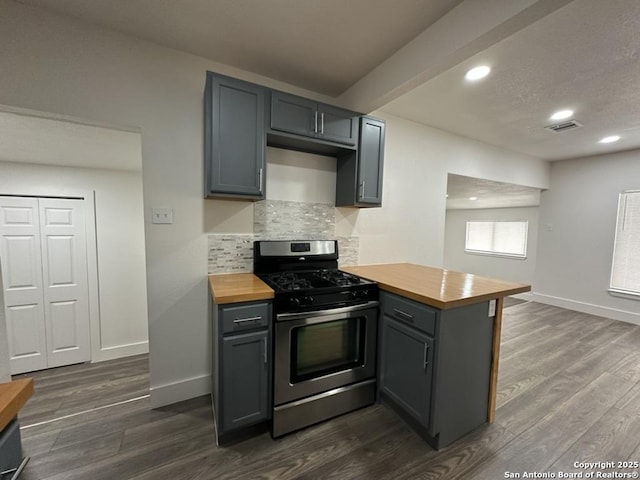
[[208, 274, 274, 305], [0, 377, 34, 431], [375, 283, 531, 310]]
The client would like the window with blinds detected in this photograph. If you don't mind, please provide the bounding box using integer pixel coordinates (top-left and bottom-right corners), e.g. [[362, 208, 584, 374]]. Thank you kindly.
[[610, 190, 640, 297], [465, 221, 528, 258]]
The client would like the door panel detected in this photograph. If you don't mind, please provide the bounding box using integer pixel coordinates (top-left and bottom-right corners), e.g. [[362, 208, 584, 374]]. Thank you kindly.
[[46, 236, 75, 285], [4, 236, 40, 290], [50, 300, 79, 351], [0, 197, 47, 373], [39, 199, 90, 368], [6, 304, 45, 361]]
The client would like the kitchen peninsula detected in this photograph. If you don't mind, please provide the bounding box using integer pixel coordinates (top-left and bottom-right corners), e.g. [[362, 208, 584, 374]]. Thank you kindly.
[[208, 262, 530, 449], [342, 262, 530, 447]]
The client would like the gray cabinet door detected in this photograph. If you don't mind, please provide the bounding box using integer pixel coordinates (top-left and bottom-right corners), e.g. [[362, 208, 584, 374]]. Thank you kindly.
[[221, 329, 269, 431], [357, 117, 385, 205], [380, 316, 433, 427], [317, 104, 358, 146], [205, 72, 265, 199], [270, 91, 317, 137], [270, 92, 358, 146]]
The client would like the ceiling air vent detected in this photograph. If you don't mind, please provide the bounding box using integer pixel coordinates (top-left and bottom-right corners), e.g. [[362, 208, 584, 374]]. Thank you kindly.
[[544, 119, 583, 133]]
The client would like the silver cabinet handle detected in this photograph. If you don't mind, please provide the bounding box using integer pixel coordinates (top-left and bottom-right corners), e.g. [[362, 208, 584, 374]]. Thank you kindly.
[[393, 308, 414, 322], [359, 181, 365, 200], [263, 337, 268, 365], [258, 168, 263, 193], [423, 343, 430, 370], [314, 111, 318, 134], [233, 315, 262, 324], [320, 112, 324, 134]]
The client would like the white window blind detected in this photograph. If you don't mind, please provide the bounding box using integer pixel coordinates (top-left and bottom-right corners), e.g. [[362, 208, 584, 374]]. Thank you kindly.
[[465, 221, 528, 258], [610, 190, 640, 296]]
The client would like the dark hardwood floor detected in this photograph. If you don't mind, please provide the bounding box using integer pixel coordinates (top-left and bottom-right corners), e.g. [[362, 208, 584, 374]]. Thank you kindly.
[[15, 301, 640, 479]]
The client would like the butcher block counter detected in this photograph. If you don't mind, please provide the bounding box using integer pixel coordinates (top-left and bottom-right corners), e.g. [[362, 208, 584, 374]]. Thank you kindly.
[[0, 378, 33, 475], [208, 273, 274, 304], [342, 263, 530, 427], [0, 378, 33, 432], [341, 263, 530, 309]]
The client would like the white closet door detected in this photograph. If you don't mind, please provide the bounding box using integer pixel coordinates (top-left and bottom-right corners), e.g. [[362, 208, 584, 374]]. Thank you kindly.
[[0, 197, 48, 374], [38, 198, 90, 368]]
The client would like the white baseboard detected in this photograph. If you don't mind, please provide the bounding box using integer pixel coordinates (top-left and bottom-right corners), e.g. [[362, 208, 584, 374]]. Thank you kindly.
[[532, 293, 640, 326], [511, 292, 534, 302], [93, 341, 149, 362], [150, 374, 211, 409]]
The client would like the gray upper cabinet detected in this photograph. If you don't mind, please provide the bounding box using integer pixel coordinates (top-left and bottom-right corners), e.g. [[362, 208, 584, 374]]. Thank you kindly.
[[270, 91, 358, 146], [203, 71, 385, 206], [357, 117, 385, 205], [204, 72, 266, 199], [336, 116, 385, 207]]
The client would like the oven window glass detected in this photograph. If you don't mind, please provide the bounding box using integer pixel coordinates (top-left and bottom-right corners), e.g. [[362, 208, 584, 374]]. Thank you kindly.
[[291, 317, 365, 383]]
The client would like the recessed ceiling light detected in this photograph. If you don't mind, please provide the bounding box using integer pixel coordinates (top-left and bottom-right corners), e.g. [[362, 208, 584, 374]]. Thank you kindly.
[[465, 66, 491, 81], [469, 196, 478, 201], [599, 135, 620, 143], [550, 110, 574, 121]]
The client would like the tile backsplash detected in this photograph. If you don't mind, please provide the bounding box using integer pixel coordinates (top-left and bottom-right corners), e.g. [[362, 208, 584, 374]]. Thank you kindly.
[[254, 200, 334, 239], [208, 200, 358, 274]]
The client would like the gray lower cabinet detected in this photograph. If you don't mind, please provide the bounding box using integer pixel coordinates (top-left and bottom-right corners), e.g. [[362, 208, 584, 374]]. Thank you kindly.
[[270, 91, 358, 146], [378, 291, 494, 449], [211, 300, 271, 444], [204, 72, 266, 199], [380, 317, 434, 425], [0, 419, 23, 479], [221, 330, 269, 431], [336, 116, 385, 207]]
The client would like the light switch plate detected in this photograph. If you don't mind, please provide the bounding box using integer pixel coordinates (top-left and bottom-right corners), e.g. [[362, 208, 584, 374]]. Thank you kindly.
[[488, 299, 496, 317], [152, 207, 173, 224]]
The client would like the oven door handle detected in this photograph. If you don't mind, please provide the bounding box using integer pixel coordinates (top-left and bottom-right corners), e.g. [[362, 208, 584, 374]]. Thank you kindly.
[[276, 301, 379, 321]]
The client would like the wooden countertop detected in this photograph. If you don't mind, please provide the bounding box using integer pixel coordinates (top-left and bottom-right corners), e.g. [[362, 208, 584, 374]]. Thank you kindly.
[[0, 378, 33, 431], [208, 273, 274, 304], [341, 263, 530, 310]]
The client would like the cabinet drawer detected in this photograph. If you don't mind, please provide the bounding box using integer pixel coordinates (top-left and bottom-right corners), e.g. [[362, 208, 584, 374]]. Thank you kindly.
[[221, 302, 270, 334], [382, 292, 436, 335]]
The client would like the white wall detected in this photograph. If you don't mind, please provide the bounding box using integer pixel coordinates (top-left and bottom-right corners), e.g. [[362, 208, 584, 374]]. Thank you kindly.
[[443, 207, 539, 287], [336, 114, 550, 268], [0, 0, 551, 406], [534, 150, 640, 324], [0, 162, 149, 360]]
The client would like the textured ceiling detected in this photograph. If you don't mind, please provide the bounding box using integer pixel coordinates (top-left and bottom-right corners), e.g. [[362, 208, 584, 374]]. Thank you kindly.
[[15, 0, 463, 96], [446, 174, 541, 210], [382, 0, 640, 161]]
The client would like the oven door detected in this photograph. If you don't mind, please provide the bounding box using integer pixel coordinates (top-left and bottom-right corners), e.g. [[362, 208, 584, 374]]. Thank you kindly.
[[274, 301, 378, 406]]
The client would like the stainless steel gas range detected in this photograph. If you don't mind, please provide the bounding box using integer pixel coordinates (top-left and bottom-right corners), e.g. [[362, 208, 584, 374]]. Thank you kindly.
[[254, 240, 379, 437]]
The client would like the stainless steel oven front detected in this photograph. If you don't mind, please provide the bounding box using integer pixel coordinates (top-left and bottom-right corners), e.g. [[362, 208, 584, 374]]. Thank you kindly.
[[272, 301, 378, 436]]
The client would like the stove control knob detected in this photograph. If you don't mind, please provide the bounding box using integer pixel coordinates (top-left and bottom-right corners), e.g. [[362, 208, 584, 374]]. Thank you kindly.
[[349, 291, 359, 299], [290, 297, 301, 308], [302, 296, 314, 306]]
